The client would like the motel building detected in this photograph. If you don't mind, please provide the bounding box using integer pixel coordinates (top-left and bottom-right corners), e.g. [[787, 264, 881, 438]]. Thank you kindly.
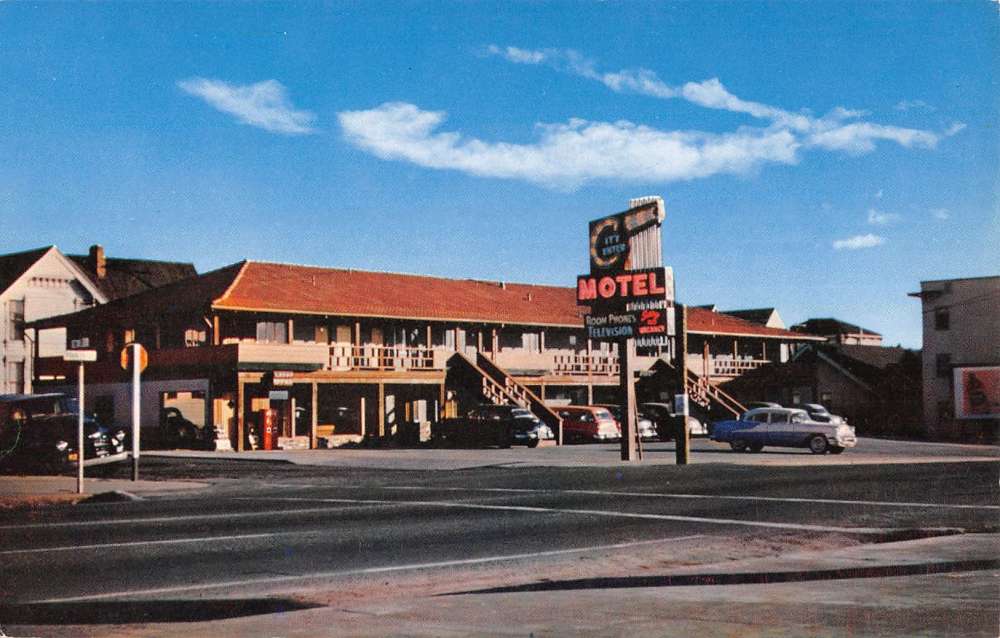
[[29, 260, 823, 451]]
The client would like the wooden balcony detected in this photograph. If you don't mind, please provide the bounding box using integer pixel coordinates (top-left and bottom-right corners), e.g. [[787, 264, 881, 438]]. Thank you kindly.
[[686, 354, 770, 378], [329, 344, 450, 371]]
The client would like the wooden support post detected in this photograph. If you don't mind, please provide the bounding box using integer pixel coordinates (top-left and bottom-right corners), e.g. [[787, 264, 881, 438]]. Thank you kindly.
[[359, 395, 366, 437], [587, 384, 593, 405], [377, 382, 385, 438], [491, 328, 498, 354], [236, 378, 245, 452], [619, 337, 637, 462], [287, 319, 294, 344], [477, 331, 483, 353], [310, 382, 318, 449], [212, 315, 220, 346], [439, 384, 446, 420], [426, 325, 432, 348]]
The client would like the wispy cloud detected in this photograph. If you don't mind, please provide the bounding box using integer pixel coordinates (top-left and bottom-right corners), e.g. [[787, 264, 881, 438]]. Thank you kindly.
[[833, 234, 885, 250], [338, 47, 960, 189], [485, 45, 951, 154], [867, 208, 901, 225], [338, 102, 800, 189], [931, 208, 951, 220], [895, 99, 935, 112], [178, 78, 316, 135]]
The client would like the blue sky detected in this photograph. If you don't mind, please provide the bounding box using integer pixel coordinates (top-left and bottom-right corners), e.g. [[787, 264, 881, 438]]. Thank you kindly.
[[1, 2, 996, 348]]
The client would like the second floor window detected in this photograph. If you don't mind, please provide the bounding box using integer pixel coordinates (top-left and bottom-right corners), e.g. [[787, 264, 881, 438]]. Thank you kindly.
[[256, 321, 287, 344], [936, 353, 952, 379], [8, 299, 25, 341], [934, 308, 950, 331]]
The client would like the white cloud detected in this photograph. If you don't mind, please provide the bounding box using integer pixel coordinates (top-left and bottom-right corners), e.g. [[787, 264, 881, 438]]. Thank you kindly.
[[944, 122, 967, 136], [867, 208, 901, 225], [338, 46, 954, 188], [931, 208, 951, 220], [833, 234, 886, 250], [178, 78, 316, 135], [338, 102, 800, 189], [895, 99, 935, 112]]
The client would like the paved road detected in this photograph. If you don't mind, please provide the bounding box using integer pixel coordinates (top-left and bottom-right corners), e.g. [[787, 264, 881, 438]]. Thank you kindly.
[[0, 457, 996, 636]]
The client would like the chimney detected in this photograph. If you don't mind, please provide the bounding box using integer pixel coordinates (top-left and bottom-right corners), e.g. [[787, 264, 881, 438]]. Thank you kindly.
[[89, 244, 106, 279]]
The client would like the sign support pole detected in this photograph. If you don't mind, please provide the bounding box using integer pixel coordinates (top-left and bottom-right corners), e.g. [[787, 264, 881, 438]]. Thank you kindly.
[[675, 304, 690, 465], [131, 342, 141, 481], [77, 362, 85, 494], [619, 338, 638, 461]]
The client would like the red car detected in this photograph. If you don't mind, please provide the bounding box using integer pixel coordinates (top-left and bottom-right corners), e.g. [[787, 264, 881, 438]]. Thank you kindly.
[[555, 406, 621, 443]]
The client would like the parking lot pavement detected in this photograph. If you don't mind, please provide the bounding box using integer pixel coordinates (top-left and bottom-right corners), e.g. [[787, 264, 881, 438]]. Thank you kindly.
[[144, 437, 1000, 471]]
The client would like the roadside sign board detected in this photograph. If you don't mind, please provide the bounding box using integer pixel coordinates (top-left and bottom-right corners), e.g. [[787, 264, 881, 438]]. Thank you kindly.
[[588, 201, 662, 273], [63, 349, 97, 362], [272, 370, 295, 386], [120, 343, 148, 372]]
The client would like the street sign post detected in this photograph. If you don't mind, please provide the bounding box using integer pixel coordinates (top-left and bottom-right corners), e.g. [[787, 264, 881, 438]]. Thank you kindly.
[[64, 349, 97, 494], [121, 343, 147, 481]]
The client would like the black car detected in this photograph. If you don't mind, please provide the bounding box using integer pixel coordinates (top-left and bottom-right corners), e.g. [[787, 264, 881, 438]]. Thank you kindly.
[[160, 407, 217, 450], [0, 393, 128, 473], [432, 404, 553, 448]]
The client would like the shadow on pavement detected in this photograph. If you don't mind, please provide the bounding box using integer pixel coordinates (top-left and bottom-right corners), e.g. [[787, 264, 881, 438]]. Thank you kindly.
[[449, 559, 1000, 596], [0, 597, 321, 625]]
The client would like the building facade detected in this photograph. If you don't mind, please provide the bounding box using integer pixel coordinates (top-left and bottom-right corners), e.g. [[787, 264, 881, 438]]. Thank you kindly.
[[0, 245, 196, 394], [32, 259, 823, 451], [909, 276, 1000, 438]]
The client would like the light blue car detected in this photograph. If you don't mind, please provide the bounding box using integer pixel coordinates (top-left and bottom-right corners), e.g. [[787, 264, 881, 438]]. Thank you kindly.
[[711, 407, 857, 455]]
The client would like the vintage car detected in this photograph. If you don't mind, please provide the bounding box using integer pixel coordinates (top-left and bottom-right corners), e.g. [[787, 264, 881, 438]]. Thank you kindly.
[[555, 406, 621, 443], [160, 407, 217, 450], [433, 404, 552, 448], [639, 402, 708, 440], [801, 403, 846, 424], [594, 404, 658, 441], [711, 406, 857, 454], [0, 393, 128, 473]]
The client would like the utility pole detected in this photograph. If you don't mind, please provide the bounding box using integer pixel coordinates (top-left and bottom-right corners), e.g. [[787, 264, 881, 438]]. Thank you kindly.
[[674, 304, 690, 465]]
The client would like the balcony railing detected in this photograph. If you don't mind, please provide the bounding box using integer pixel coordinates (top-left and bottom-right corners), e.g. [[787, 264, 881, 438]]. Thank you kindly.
[[686, 354, 771, 378], [329, 344, 448, 371]]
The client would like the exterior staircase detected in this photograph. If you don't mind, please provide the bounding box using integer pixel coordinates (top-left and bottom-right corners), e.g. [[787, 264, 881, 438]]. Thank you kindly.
[[642, 357, 746, 419], [447, 352, 563, 438]]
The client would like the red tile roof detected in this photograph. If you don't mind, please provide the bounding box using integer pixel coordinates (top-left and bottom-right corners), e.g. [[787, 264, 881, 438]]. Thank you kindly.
[[214, 261, 587, 327], [212, 261, 819, 340], [32, 259, 822, 341]]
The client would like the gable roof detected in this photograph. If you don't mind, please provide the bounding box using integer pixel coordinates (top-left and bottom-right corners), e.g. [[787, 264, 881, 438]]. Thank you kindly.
[[791, 317, 881, 337], [0, 247, 50, 294], [68, 254, 197, 301], [721, 308, 781, 327], [32, 259, 822, 340], [0, 246, 108, 304]]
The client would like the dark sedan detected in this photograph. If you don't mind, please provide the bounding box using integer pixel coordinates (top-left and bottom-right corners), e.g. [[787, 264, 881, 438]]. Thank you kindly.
[[0, 393, 128, 473]]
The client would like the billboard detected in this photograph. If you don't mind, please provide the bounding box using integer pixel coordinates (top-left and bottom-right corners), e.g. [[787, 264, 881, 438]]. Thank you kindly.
[[953, 366, 1000, 420]]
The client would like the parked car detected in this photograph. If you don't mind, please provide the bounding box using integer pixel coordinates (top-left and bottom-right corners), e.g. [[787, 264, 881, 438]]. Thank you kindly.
[[594, 404, 658, 441], [0, 393, 128, 473], [747, 401, 783, 410], [801, 403, 846, 424], [711, 406, 857, 454], [432, 404, 546, 448], [555, 406, 621, 443], [160, 407, 217, 450], [639, 402, 707, 440]]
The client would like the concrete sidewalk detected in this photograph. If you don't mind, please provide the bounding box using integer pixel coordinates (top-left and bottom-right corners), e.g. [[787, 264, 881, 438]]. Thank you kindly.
[[0, 475, 208, 509], [7, 532, 997, 637]]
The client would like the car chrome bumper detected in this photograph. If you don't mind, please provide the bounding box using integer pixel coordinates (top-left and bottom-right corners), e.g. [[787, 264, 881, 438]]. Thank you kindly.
[[82, 452, 129, 467]]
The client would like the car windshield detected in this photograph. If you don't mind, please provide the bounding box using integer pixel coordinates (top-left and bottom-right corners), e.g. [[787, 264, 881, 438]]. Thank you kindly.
[[593, 409, 613, 420]]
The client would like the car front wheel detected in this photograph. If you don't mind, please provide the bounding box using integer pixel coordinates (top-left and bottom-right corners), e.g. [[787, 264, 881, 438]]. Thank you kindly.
[[749, 442, 764, 453], [808, 435, 829, 454], [527, 438, 540, 448], [730, 440, 748, 452], [829, 445, 845, 455]]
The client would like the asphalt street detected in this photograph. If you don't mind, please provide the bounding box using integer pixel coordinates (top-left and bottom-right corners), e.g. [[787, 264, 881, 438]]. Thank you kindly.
[[0, 454, 997, 636]]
